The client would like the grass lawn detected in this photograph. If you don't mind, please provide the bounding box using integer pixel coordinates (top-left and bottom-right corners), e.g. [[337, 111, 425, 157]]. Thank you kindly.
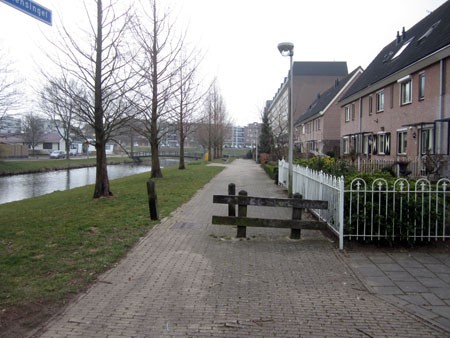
[[0, 161, 225, 335]]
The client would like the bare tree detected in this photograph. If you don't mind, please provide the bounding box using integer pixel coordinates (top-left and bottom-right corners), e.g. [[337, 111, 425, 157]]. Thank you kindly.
[[132, 0, 185, 178], [44, 0, 139, 198], [0, 48, 21, 120], [172, 49, 207, 169], [22, 112, 44, 155], [203, 82, 228, 161], [39, 78, 83, 159]]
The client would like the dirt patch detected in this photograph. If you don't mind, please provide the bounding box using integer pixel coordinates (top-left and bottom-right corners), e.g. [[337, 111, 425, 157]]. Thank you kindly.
[[0, 299, 70, 338]]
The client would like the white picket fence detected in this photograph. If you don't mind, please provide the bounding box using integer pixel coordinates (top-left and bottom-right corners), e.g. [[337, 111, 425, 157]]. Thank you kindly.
[[278, 160, 450, 249]]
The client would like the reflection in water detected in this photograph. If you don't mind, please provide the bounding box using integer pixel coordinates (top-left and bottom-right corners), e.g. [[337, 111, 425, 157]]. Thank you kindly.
[[0, 161, 180, 204]]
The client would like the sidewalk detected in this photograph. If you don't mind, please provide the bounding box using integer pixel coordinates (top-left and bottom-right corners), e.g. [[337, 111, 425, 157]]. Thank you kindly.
[[34, 159, 449, 337]]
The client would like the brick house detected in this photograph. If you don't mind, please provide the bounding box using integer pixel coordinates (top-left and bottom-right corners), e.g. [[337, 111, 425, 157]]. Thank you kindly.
[[266, 61, 348, 150], [295, 67, 363, 157], [339, 0, 450, 176]]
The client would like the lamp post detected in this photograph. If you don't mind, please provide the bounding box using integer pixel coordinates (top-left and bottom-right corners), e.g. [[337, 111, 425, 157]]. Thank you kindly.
[[277, 42, 294, 197]]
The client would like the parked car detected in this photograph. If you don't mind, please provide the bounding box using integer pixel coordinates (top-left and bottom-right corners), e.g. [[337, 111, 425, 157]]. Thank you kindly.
[[49, 150, 66, 159], [69, 149, 78, 156]]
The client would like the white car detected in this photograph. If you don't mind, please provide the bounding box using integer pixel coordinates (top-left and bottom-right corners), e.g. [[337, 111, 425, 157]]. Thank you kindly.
[[49, 150, 66, 159]]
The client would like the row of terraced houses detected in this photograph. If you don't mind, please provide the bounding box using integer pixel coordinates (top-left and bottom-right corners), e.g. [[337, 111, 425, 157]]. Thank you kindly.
[[264, 0, 450, 177]]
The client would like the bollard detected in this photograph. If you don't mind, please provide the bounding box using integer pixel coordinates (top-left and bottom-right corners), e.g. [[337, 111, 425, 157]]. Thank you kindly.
[[290, 193, 303, 239], [147, 179, 159, 220], [228, 183, 236, 217], [237, 190, 247, 238]]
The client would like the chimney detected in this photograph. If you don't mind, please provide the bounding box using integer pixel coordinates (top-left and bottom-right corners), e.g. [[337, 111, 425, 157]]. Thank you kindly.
[[402, 26, 406, 40], [396, 31, 401, 44]]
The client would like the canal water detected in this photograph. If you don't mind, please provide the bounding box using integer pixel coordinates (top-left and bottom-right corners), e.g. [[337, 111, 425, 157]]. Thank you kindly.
[[0, 159, 179, 204]]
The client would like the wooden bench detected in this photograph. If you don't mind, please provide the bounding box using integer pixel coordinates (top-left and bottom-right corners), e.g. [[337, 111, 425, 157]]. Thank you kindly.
[[212, 183, 328, 239]]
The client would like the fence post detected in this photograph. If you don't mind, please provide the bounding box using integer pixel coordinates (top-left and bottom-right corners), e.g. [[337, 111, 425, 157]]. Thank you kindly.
[[147, 179, 159, 220], [228, 183, 236, 217], [237, 190, 247, 238], [291, 193, 302, 239], [338, 176, 345, 250]]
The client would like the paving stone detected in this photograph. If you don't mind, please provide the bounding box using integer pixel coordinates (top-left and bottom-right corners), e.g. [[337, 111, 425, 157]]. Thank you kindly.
[[376, 263, 406, 272], [367, 253, 396, 264], [34, 160, 449, 338], [395, 281, 429, 293], [385, 270, 415, 282], [422, 292, 448, 306], [416, 276, 448, 288], [403, 267, 438, 278], [371, 286, 404, 295]]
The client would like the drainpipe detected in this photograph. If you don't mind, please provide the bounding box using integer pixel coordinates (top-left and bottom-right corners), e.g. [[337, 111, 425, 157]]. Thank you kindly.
[[358, 97, 363, 170], [437, 59, 445, 154]]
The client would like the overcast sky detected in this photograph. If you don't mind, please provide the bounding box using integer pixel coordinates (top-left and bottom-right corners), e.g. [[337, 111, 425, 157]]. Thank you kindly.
[[0, 0, 447, 126]]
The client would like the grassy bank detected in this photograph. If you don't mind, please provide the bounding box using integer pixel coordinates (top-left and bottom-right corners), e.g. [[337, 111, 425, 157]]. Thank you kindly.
[[0, 161, 225, 335], [0, 156, 134, 176]]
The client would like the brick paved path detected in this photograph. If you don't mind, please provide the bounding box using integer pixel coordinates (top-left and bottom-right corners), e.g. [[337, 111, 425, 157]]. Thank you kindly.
[[35, 159, 447, 337]]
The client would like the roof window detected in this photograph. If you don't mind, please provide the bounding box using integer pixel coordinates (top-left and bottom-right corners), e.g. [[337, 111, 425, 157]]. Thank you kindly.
[[417, 20, 441, 44], [392, 37, 414, 59]]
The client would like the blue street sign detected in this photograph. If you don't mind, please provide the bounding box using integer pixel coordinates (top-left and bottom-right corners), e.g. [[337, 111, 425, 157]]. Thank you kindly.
[[0, 0, 52, 26]]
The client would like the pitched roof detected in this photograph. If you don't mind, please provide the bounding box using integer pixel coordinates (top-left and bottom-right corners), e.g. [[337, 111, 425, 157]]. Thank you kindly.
[[342, 0, 450, 100], [296, 67, 362, 124], [293, 61, 348, 77]]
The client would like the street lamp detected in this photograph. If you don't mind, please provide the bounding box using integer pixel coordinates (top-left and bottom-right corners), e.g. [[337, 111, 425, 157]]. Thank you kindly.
[[277, 42, 294, 197]]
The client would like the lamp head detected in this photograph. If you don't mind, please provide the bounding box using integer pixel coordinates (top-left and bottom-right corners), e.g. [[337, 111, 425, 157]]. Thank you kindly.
[[278, 42, 294, 56]]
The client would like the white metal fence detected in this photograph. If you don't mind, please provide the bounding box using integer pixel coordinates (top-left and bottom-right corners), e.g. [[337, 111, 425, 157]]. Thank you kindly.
[[278, 160, 450, 249]]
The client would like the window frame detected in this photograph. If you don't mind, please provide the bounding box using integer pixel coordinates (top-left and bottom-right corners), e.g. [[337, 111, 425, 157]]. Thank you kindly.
[[397, 129, 408, 155], [376, 90, 384, 112], [400, 79, 412, 105], [343, 137, 350, 154], [420, 128, 434, 155], [376, 132, 391, 155], [368, 96, 373, 115], [344, 106, 350, 122], [418, 73, 425, 100]]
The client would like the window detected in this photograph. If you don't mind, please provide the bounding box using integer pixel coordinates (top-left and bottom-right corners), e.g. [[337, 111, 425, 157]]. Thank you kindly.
[[400, 79, 412, 105], [43, 143, 53, 150], [397, 130, 407, 154], [344, 106, 350, 122], [420, 128, 434, 155], [377, 133, 391, 155], [351, 103, 356, 121], [376, 91, 384, 112], [368, 96, 373, 115], [343, 137, 350, 154], [363, 134, 372, 155], [392, 38, 413, 59], [419, 73, 425, 100], [317, 118, 321, 131]]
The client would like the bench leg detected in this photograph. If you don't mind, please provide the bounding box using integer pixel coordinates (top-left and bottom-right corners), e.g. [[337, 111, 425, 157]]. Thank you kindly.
[[237, 226, 246, 238], [290, 228, 301, 239]]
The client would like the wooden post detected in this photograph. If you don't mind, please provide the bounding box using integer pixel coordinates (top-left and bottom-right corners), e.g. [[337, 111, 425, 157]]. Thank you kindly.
[[291, 193, 303, 239], [147, 179, 159, 220], [237, 190, 247, 238], [228, 183, 236, 217]]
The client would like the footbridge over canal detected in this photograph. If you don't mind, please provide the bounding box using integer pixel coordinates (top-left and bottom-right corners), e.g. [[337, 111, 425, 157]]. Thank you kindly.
[[130, 151, 204, 162]]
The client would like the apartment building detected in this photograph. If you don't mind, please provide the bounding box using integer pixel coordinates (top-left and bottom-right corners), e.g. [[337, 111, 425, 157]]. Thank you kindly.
[[339, 0, 450, 175], [295, 67, 363, 156], [266, 61, 348, 148]]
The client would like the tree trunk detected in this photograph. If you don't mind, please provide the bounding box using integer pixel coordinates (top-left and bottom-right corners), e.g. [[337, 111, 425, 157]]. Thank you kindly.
[[93, 138, 112, 198], [92, 0, 112, 198], [150, 139, 162, 178], [150, 108, 162, 178], [179, 138, 185, 170], [179, 118, 185, 170]]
